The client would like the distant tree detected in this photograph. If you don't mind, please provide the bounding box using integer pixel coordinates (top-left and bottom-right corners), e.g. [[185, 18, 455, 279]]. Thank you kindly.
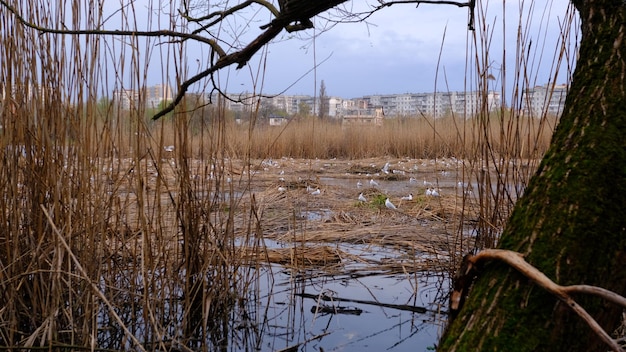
[[96, 97, 112, 116], [318, 80, 329, 120], [298, 101, 312, 117]]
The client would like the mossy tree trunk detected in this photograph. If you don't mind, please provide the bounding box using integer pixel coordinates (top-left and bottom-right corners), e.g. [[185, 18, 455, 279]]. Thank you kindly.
[[439, 1, 626, 351]]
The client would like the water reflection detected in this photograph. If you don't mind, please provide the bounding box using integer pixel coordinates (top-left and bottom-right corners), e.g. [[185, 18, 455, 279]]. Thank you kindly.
[[94, 258, 447, 351]]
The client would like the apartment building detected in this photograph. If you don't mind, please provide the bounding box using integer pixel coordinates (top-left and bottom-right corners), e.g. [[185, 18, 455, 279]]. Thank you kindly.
[[113, 84, 173, 110], [110, 85, 569, 121], [521, 84, 568, 117], [145, 84, 173, 109], [359, 90, 501, 118]]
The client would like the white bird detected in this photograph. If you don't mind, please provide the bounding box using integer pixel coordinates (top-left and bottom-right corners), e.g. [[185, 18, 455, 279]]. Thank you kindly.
[[164, 145, 175, 152], [385, 198, 397, 209], [311, 188, 321, 195], [358, 193, 367, 202], [382, 162, 390, 174], [401, 193, 413, 201], [370, 179, 379, 187], [357, 180, 363, 188], [426, 188, 440, 197], [409, 177, 418, 184], [423, 178, 433, 187], [278, 186, 287, 192]]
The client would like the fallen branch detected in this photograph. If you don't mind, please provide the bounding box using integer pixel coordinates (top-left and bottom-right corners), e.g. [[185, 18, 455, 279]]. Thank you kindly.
[[296, 292, 433, 314], [451, 249, 626, 352]]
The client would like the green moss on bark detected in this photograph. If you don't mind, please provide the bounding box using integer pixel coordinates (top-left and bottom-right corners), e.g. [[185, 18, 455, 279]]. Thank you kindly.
[[439, 2, 626, 351]]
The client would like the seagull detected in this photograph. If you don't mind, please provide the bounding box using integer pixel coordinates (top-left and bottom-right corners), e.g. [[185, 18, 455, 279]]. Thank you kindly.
[[401, 193, 413, 201], [382, 162, 390, 174], [278, 186, 287, 192], [358, 193, 367, 202], [357, 180, 363, 188], [426, 188, 440, 197], [385, 198, 397, 209], [311, 188, 321, 195], [370, 179, 379, 187], [409, 177, 418, 184], [164, 145, 175, 152]]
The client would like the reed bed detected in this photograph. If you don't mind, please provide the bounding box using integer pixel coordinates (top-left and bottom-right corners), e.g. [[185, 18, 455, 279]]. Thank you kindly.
[[146, 112, 557, 161], [0, 0, 577, 350]]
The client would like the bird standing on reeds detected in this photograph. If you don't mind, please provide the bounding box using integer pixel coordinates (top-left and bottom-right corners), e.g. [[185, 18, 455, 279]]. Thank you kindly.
[[358, 193, 367, 202], [385, 198, 396, 209]]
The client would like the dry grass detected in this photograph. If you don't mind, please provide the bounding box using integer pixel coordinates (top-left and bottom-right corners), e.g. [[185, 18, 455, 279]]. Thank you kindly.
[[144, 113, 557, 160]]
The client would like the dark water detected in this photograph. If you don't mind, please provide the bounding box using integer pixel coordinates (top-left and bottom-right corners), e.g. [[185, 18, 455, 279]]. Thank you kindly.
[[257, 266, 448, 351]]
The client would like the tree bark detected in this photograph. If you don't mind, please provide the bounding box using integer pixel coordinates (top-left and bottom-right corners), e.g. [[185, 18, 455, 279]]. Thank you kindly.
[[439, 1, 626, 351]]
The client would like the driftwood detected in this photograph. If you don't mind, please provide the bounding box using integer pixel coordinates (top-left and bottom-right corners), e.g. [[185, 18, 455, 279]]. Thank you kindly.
[[297, 292, 432, 314], [451, 249, 626, 352]]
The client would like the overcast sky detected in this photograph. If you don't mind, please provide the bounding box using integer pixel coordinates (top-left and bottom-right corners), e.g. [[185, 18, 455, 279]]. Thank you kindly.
[[102, 0, 578, 100]]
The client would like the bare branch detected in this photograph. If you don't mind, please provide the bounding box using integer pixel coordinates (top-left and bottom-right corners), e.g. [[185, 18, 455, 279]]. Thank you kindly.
[[346, 0, 475, 30], [180, 0, 280, 38], [0, 0, 227, 57]]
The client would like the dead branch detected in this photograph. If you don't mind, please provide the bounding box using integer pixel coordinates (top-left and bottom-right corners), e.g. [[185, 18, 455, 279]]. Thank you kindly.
[[452, 249, 626, 352], [297, 292, 433, 314], [348, 0, 475, 30], [0, 0, 227, 56]]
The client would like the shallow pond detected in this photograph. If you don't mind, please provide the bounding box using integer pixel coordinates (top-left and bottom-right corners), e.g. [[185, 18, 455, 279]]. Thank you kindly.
[[250, 264, 448, 351]]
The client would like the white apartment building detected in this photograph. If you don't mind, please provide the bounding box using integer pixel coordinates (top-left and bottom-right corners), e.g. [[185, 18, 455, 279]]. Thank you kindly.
[[113, 84, 173, 110], [521, 84, 568, 117], [112, 88, 139, 110], [145, 84, 173, 109], [359, 90, 501, 118]]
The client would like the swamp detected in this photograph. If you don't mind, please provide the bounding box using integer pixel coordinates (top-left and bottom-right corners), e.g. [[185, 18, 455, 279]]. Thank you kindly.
[[0, 0, 576, 350]]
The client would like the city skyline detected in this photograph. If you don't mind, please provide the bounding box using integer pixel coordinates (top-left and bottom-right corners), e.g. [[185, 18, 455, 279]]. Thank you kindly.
[[113, 83, 566, 119]]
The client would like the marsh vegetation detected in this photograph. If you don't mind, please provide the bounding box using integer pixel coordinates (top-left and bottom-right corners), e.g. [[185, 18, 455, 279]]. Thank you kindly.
[[0, 0, 576, 350]]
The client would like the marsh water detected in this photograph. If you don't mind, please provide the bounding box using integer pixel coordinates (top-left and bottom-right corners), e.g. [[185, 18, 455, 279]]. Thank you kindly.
[[249, 264, 448, 351], [92, 157, 517, 351]]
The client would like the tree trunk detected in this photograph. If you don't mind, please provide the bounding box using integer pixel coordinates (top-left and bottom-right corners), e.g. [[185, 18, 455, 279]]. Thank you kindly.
[[439, 1, 626, 351]]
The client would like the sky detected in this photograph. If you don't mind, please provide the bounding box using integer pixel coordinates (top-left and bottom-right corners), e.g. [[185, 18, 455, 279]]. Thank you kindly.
[[100, 0, 578, 100]]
